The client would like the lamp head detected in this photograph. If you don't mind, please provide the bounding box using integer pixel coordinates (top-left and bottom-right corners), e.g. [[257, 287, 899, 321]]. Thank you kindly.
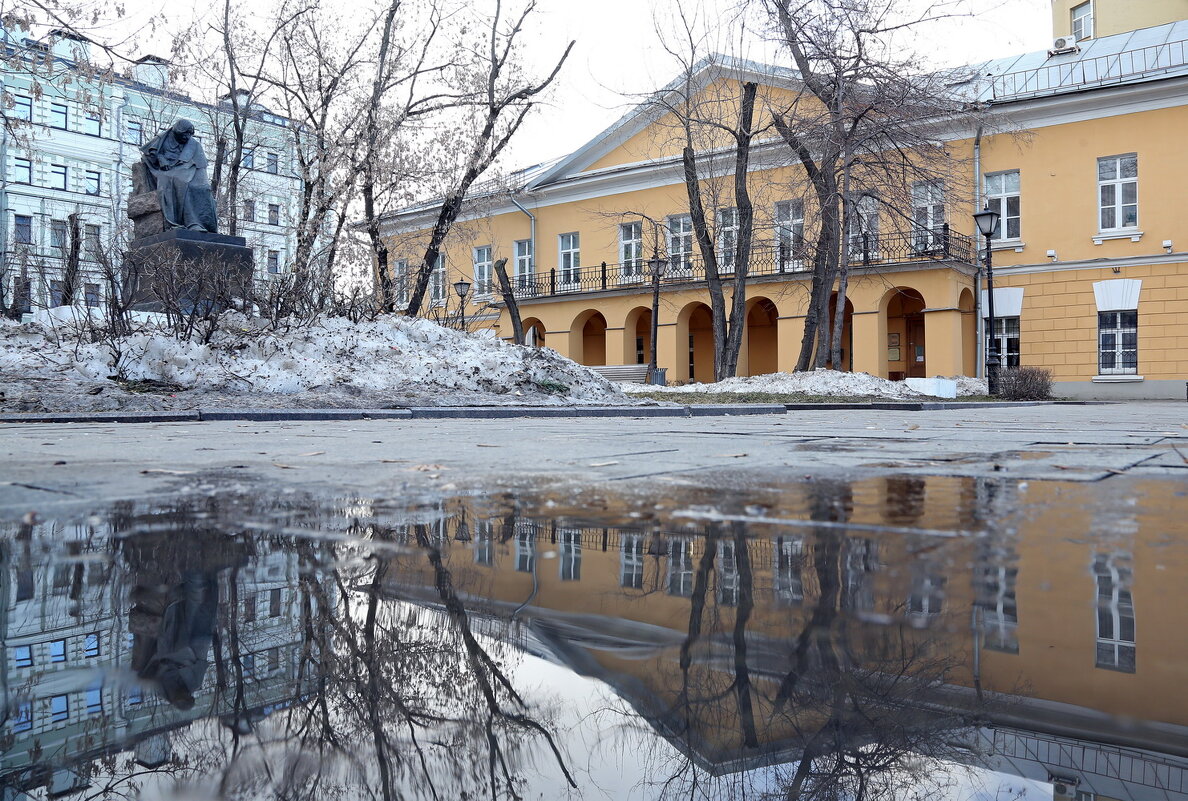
[[453, 279, 471, 299], [973, 206, 1000, 238]]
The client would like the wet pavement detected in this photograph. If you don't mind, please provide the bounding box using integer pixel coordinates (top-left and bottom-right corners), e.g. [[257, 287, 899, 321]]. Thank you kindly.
[[0, 401, 1186, 799]]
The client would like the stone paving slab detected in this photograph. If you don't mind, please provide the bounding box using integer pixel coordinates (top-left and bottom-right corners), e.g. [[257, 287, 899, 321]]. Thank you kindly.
[[1, 402, 1185, 514]]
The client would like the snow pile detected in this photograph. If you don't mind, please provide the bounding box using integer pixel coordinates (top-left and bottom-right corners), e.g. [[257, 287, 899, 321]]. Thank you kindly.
[[625, 369, 987, 398], [0, 313, 629, 411]]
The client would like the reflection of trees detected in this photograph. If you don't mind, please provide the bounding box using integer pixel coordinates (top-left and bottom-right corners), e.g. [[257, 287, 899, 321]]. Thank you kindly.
[[636, 479, 986, 801], [1, 499, 573, 801]]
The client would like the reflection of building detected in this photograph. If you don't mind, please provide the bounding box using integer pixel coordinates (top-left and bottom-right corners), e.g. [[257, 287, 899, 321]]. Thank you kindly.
[[1, 28, 302, 316], [384, 0, 1188, 398], [379, 476, 1188, 800], [0, 506, 325, 796]]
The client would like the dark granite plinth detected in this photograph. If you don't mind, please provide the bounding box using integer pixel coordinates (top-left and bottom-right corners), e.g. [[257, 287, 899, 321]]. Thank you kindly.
[[125, 229, 254, 313]]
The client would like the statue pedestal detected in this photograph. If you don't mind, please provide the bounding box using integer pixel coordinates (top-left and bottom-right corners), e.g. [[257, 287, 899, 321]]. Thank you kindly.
[[125, 229, 255, 313]]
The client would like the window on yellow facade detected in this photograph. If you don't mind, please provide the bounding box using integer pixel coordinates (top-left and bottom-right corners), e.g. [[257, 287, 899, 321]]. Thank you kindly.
[[430, 254, 446, 303], [619, 221, 643, 278], [986, 316, 1021, 368], [392, 259, 409, 306], [846, 193, 879, 262], [1097, 154, 1137, 231], [1098, 310, 1137, 375], [558, 232, 580, 285], [667, 214, 694, 272], [717, 207, 738, 272], [912, 180, 945, 251], [985, 171, 1020, 240], [473, 245, 492, 294], [775, 200, 805, 270], [514, 239, 534, 291], [1071, 1, 1093, 40]]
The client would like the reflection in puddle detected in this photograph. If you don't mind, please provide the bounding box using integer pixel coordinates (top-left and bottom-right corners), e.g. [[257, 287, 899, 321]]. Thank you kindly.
[[1, 475, 1185, 799]]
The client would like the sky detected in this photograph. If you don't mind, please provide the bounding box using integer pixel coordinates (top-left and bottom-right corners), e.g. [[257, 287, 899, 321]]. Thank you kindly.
[[59, 0, 1055, 169], [502, 0, 1055, 167]]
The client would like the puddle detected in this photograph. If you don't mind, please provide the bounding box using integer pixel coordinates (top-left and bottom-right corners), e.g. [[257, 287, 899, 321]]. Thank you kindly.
[[1, 475, 1185, 799]]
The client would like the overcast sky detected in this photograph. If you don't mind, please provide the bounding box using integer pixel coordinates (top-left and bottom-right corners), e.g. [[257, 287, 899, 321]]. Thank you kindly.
[[85, 0, 1054, 168], [502, 0, 1054, 167]]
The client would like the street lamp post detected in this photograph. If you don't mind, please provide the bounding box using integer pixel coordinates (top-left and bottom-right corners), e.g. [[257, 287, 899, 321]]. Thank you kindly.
[[453, 279, 471, 331], [646, 252, 668, 383], [973, 206, 1002, 396]]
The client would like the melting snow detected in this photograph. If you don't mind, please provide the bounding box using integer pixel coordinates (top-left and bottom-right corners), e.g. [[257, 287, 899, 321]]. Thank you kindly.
[[624, 369, 988, 398], [0, 312, 628, 412]]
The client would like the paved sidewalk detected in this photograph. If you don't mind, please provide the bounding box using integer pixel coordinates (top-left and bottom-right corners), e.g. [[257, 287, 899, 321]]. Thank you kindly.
[[1, 401, 1184, 513]]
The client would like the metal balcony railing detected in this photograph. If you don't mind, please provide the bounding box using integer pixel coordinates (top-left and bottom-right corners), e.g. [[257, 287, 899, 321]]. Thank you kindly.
[[990, 38, 1188, 101], [508, 227, 974, 300]]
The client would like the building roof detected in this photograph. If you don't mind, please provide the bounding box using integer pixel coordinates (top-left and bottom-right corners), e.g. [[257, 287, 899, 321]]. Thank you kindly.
[[962, 19, 1188, 102], [385, 20, 1188, 223]]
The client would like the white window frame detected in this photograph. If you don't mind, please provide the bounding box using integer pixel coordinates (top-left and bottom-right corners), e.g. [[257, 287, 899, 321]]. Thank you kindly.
[[846, 193, 880, 262], [619, 221, 644, 280], [984, 170, 1021, 242], [977, 564, 1019, 653], [1098, 310, 1137, 375], [559, 529, 581, 581], [620, 534, 645, 589], [912, 180, 946, 252], [985, 316, 1021, 369], [775, 200, 805, 270], [124, 119, 143, 144], [717, 207, 738, 274], [558, 232, 580, 286], [1094, 553, 1135, 672], [472, 245, 493, 295], [717, 540, 739, 607], [392, 258, 409, 306], [667, 538, 695, 597], [429, 254, 446, 304], [84, 169, 101, 196], [83, 112, 101, 137], [774, 537, 804, 604], [667, 214, 694, 274], [267, 250, 281, 274], [1097, 154, 1138, 232], [515, 530, 535, 573], [514, 239, 534, 293], [1071, 1, 1093, 40]]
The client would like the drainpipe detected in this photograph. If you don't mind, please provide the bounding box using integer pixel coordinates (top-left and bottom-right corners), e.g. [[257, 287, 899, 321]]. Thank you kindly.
[[973, 123, 985, 380], [508, 193, 535, 275], [114, 93, 132, 222]]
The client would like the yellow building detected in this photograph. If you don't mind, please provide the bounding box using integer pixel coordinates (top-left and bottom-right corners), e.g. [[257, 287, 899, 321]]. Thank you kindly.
[[382, 1, 1188, 399], [380, 474, 1188, 800]]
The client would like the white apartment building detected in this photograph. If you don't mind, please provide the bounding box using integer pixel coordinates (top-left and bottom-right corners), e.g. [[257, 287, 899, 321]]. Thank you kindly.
[[0, 29, 303, 316]]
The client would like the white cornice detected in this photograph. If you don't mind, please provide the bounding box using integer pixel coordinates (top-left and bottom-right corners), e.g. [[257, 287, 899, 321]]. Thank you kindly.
[[994, 252, 1188, 276]]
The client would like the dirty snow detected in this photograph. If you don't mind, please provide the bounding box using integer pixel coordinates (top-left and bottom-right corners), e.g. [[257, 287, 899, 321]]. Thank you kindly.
[[0, 312, 629, 412], [624, 369, 988, 398]]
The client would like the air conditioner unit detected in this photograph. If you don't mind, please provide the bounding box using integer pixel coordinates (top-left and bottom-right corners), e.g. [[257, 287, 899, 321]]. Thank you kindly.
[[1050, 36, 1080, 55], [1049, 773, 1080, 798]]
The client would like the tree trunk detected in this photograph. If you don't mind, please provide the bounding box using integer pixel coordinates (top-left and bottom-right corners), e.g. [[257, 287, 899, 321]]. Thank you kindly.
[[61, 214, 82, 306], [721, 82, 758, 380], [491, 257, 524, 344]]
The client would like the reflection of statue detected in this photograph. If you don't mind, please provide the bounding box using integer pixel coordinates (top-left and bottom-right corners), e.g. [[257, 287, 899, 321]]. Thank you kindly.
[[140, 119, 217, 233]]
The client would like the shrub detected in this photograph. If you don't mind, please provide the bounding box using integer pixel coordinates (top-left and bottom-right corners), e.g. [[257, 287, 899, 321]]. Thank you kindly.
[[997, 366, 1053, 400]]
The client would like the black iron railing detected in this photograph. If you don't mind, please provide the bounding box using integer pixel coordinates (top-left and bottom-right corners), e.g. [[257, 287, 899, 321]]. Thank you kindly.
[[508, 227, 974, 300]]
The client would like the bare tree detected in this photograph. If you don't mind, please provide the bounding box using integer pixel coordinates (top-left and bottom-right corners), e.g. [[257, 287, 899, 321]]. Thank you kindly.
[[402, 0, 573, 317], [758, 0, 979, 370]]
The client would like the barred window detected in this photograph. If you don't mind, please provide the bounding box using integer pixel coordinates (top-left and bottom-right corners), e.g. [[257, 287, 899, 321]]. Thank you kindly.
[[1098, 311, 1137, 375]]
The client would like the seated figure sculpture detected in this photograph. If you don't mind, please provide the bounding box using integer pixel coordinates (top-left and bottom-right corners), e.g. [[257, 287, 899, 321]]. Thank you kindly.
[[140, 119, 218, 233]]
